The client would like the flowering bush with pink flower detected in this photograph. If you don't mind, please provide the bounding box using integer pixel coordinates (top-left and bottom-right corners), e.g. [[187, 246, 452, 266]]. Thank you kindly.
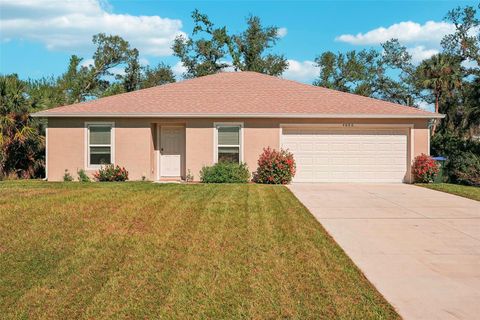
[[253, 147, 296, 184], [93, 164, 129, 182], [412, 154, 439, 183]]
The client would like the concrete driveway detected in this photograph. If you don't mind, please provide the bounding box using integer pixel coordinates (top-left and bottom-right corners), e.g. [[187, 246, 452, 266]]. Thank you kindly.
[[289, 184, 480, 320]]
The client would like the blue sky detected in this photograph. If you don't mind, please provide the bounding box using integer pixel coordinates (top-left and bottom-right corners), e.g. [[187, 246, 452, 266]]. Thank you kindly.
[[0, 0, 474, 83]]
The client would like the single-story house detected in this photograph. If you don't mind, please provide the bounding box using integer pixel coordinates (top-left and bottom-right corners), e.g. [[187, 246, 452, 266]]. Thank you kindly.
[[32, 71, 443, 183]]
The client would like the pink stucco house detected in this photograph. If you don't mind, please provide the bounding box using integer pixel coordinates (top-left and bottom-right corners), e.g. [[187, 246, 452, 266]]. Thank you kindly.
[[33, 71, 442, 183]]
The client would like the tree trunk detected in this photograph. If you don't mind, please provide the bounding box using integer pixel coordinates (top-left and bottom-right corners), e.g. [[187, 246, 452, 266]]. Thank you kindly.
[[431, 95, 440, 137]]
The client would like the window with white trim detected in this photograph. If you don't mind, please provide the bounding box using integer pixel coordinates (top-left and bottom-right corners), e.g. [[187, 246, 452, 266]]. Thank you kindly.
[[87, 123, 113, 167], [215, 124, 242, 163]]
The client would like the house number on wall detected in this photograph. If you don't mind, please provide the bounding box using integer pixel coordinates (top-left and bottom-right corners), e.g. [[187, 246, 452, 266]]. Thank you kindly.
[[342, 123, 354, 127]]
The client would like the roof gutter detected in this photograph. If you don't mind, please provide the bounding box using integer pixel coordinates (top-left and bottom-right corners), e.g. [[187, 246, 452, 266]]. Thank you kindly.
[[31, 112, 445, 119]]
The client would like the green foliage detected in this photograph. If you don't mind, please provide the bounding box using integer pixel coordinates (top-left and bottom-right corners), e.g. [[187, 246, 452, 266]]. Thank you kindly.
[[441, 5, 480, 66], [121, 48, 142, 92], [314, 50, 382, 95], [228, 16, 288, 75], [416, 53, 463, 133], [63, 169, 73, 182], [447, 151, 480, 186], [173, 10, 288, 77], [141, 63, 176, 89], [200, 162, 250, 183], [77, 169, 91, 182], [172, 10, 231, 78], [93, 164, 129, 182], [431, 132, 480, 186], [0, 75, 45, 179], [314, 45, 416, 105]]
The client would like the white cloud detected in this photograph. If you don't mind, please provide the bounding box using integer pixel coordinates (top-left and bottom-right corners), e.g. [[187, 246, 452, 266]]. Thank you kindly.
[[172, 61, 187, 78], [336, 21, 454, 45], [282, 59, 319, 83], [139, 58, 150, 66], [109, 66, 125, 77], [0, 0, 184, 56], [417, 100, 434, 112], [407, 46, 439, 63], [277, 27, 288, 38], [80, 58, 95, 68]]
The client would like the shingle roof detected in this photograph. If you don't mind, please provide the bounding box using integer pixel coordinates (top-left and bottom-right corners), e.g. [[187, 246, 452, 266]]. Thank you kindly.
[[33, 71, 441, 118]]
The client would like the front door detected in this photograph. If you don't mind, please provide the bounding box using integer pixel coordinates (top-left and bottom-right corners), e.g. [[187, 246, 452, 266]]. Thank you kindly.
[[160, 126, 183, 177]]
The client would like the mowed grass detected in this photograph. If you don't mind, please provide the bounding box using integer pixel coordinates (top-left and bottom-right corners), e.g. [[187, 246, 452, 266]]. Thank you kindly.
[[418, 183, 480, 201], [0, 181, 399, 319]]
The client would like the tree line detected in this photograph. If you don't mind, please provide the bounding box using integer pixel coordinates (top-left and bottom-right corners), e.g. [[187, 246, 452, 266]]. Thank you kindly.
[[1, 5, 479, 184]]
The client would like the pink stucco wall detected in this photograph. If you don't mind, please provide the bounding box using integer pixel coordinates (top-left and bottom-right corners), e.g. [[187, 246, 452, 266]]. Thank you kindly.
[[46, 117, 430, 182]]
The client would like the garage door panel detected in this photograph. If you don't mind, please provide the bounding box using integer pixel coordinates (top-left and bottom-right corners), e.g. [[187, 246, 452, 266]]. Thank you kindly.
[[282, 128, 408, 183]]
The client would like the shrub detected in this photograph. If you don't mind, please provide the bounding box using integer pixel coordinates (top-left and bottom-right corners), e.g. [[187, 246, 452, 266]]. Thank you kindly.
[[431, 132, 480, 186], [63, 169, 73, 182], [200, 162, 250, 183], [77, 169, 91, 182], [253, 147, 296, 184], [447, 152, 480, 186], [412, 154, 439, 183], [93, 164, 129, 182], [186, 169, 194, 182]]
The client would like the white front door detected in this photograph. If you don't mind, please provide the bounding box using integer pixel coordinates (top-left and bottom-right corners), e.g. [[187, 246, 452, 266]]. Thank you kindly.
[[160, 126, 183, 177]]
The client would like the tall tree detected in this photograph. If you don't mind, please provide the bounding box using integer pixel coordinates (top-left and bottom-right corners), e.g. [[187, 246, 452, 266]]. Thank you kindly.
[[58, 33, 137, 103], [228, 16, 288, 75], [0, 75, 45, 179], [416, 54, 463, 135], [141, 63, 176, 89], [172, 10, 230, 78], [462, 77, 480, 137], [312, 48, 415, 104], [313, 49, 383, 96], [441, 5, 480, 68], [121, 48, 142, 92]]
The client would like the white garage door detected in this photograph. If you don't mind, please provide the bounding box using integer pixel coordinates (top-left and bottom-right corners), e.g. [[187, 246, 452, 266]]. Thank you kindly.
[[281, 128, 408, 183]]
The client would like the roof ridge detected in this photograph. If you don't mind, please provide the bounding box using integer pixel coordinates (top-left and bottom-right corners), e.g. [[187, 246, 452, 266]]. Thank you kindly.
[[33, 70, 441, 118]]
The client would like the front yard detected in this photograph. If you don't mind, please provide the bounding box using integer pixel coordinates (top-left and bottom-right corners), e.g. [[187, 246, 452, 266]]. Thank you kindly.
[[0, 181, 398, 319]]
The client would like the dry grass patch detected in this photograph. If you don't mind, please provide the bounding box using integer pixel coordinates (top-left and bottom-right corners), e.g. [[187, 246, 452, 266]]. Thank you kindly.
[[0, 181, 399, 319]]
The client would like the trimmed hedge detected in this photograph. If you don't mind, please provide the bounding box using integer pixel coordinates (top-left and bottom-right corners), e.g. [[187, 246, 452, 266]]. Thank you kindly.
[[200, 162, 250, 183]]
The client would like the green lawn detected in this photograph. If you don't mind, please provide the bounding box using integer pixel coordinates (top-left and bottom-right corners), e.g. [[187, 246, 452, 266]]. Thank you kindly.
[[417, 183, 480, 201], [0, 181, 398, 319]]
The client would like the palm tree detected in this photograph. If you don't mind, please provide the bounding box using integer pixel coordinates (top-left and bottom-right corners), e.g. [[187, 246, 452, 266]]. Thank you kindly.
[[417, 54, 463, 135], [0, 75, 45, 179]]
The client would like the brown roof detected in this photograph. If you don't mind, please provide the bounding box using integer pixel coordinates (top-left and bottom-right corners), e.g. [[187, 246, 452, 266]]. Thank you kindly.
[[33, 71, 441, 118]]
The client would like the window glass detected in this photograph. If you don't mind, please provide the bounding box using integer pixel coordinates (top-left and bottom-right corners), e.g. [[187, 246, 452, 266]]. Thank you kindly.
[[90, 146, 111, 165], [217, 125, 241, 163], [218, 126, 239, 145], [218, 146, 239, 163], [88, 124, 112, 166], [90, 126, 111, 145]]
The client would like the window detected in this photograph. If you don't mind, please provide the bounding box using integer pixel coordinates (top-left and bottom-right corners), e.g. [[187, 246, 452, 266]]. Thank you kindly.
[[215, 123, 243, 163], [86, 123, 114, 168]]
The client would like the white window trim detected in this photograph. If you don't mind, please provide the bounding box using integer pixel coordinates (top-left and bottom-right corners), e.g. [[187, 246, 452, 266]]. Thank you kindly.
[[85, 121, 115, 170], [213, 122, 244, 163]]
